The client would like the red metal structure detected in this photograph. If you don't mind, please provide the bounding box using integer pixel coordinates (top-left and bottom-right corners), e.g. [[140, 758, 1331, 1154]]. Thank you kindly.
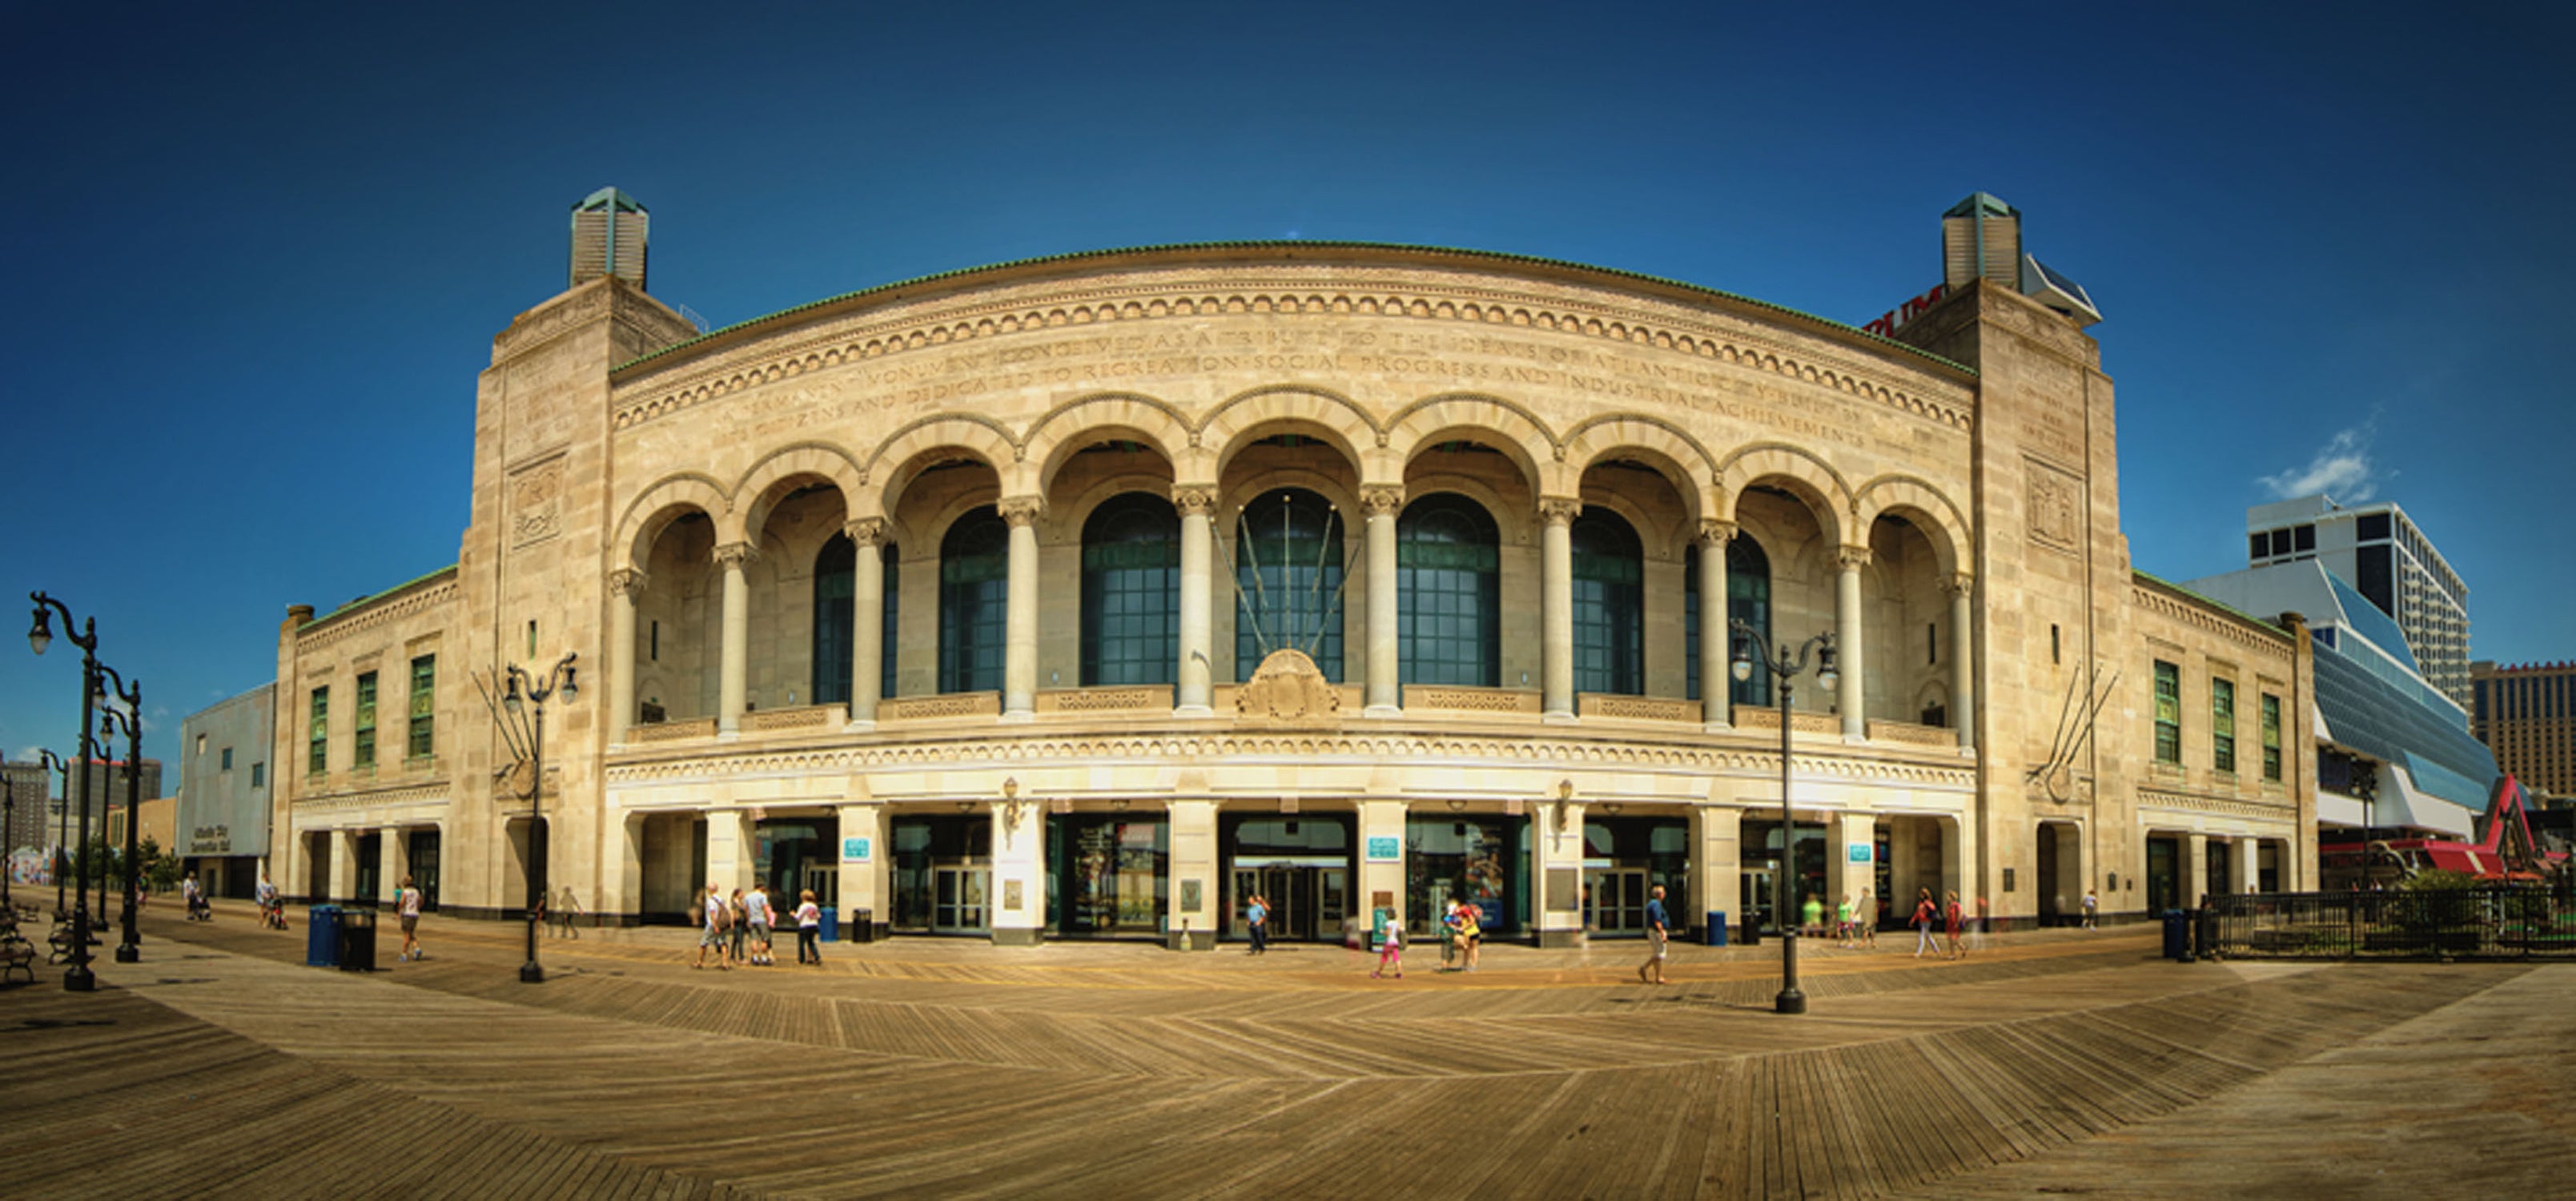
[[2321, 775, 2568, 888]]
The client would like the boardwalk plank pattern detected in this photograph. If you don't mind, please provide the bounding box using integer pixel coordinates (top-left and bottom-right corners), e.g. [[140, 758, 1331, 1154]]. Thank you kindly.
[[2, 903, 2566, 1198]]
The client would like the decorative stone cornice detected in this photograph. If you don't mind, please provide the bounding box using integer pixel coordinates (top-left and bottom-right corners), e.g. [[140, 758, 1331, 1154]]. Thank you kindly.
[[2130, 581, 2293, 662], [1357, 484, 1405, 519], [1169, 485, 1217, 517], [607, 568, 648, 600], [1696, 519, 1738, 548], [295, 578, 464, 655], [845, 517, 890, 548], [997, 497, 1043, 528], [1537, 497, 1583, 526], [713, 542, 759, 571]]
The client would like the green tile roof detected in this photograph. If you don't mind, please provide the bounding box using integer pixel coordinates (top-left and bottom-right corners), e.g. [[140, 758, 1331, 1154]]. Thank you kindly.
[[611, 241, 1975, 376]]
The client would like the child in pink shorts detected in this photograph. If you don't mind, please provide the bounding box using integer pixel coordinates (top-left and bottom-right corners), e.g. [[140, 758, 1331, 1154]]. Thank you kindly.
[[1371, 915, 1405, 978]]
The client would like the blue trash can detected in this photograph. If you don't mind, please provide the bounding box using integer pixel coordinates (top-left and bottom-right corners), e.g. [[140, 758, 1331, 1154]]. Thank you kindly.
[[2160, 909, 2193, 962], [1705, 911, 1729, 946], [307, 905, 342, 967], [818, 906, 839, 943]]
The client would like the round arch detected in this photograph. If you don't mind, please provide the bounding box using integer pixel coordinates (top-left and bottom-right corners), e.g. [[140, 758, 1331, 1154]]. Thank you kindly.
[[1854, 474, 1971, 580], [1023, 392, 1199, 496], [860, 415, 1021, 522], [1557, 414, 1721, 522], [1384, 392, 1555, 496], [723, 441, 866, 547], [1202, 385, 1378, 481], [1715, 442, 1854, 549], [613, 472, 730, 573]]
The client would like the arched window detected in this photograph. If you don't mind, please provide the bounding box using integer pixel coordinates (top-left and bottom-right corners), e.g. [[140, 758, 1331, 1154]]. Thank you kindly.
[[1082, 493, 1179, 686], [879, 542, 900, 700], [1397, 494, 1500, 686], [1570, 509, 1642, 695], [813, 534, 854, 705], [1235, 488, 1344, 681], [938, 509, 1009, 694]]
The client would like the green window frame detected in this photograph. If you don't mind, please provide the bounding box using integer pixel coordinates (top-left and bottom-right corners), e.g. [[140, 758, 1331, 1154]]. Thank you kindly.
[[2212, 677, 2236, 773], [352, 673, 377, 772], [408, 655, 436, 761], [2261, 693, 2282, 781], [1397, 494, 1500, 687], [307, 687, 329, 776], [939, 510, 1010, 694], [1570, 510, 1643, 696], [1082, 493, 1181, 686], [2152, 661, 2180, 764], [1234, 489, 1344, 681]]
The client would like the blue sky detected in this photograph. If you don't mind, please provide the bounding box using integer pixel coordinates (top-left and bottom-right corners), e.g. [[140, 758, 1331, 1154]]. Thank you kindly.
[[3, 2, 2570, 773]]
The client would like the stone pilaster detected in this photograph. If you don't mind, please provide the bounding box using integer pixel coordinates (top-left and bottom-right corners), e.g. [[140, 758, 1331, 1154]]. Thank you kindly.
[[1538, 498, 1581, 721], [1172, 487, 1216, 716], [835, 800, 889, 940], [1944, 572, 1975, 752], [1360, 484, 1405, 717], [605, 568, 645, 746], [1533, 789, 1585, 948], [1691, 804, 1742, 940], [987, 792, 1043, 945], [1166, 799, 1218, 949]]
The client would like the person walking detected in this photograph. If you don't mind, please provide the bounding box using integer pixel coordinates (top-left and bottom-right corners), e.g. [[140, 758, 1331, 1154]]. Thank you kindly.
[[396, 875, 424, 962], [794, 889, 823, 966], [1836, 894, 1855, 949], [1371, 912, 1404, 978], [744, 882, 774, 966], [1801, 893, 1824, 940], [1440, 899, 1464, 971], [1944, 890, 1967, 959], [693, 883, 729, 970], [556, 886, 585, 940], [726, 888, 749, 966], [2082, 888, 2099, 930], [1912, 888, 1939, 958], [1859, 890, 1879, 949], [1246, 893, 1269, 955], [1636, 884, 1670, 985]]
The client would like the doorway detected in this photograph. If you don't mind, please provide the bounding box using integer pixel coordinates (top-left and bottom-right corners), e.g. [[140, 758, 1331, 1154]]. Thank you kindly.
[[1223, 814, 1356, 942], [932, 866, 989, 933], [892, 815, 991, 934], [1232, 862, 1348, 942], [1585, 868, 1650, 934], [407, 829, 440, 912]]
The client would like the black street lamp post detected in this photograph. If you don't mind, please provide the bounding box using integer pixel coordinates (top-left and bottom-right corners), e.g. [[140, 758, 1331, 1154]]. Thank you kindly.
[[2, 767, 16, 913], [40, 749, 67, 917], [96, 663, 144, 963], [503, 653, 577, 985], [1730, 618, 1837, 1016], [30, 592, 104, 992]]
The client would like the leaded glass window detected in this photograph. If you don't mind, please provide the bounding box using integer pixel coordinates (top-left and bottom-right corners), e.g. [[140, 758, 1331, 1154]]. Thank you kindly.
[[2261, 693, 2282, 781], [1397, 494, 1499, 687], [307, 687, 328, 776], [1686, 536, 1774, 705], [813, 535, 855, 706], [2212, 677, 2236, 773], [352, 673, 377, 772], [1570, 509, 1643, 696], [1082, 493, 1179, 686], [940, 510, 1010, 694], [881, 544, 900, 700], [407, 655, 435, 760], [1234, 489, 1344, 681], [2153, 661, 2180, 764]]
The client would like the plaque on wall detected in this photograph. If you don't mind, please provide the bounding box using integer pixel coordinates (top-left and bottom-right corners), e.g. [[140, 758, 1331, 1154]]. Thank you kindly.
[[842, 837, 870, 862], [1180, 878, 1202, 913], [1545, 866, 1579, 913], [1003, 879, 1023, 911]]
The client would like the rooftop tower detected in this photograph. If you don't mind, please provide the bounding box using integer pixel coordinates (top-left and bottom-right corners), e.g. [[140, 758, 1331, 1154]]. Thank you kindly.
[[570, 187, 649, 290]]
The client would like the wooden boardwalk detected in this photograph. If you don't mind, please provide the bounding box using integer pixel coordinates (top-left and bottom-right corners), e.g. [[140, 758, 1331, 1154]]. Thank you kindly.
[[2, 905, 2566, 1199]]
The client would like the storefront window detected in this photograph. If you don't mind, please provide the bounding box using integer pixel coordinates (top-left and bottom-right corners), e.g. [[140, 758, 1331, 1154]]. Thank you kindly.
[[1046, 814, 1167, 936], [1737, 817, 1826, 934], [1581, 817, 1690, 935], [1405, 815, 1527, 937], [891, 816, 991, 932]]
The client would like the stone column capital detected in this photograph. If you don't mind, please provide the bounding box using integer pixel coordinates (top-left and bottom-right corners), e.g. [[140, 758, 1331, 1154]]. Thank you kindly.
[[997, 497, 1043, 528], [1170, 484, 1218, 517], [1537, 496, 1583, 527], [1941, 572, 1975, 597], [607, 568, 648, 599], [1835, 545, 1874, 571], [713, 542, 758, 571], [1696, 519, 1738, 548], [845, 517, 890, 549], [1357, 484, 1406, 519]]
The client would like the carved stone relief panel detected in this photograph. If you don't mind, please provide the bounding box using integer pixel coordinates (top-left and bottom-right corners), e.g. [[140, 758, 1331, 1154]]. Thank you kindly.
[[509, 457, 565, 549], [2025, 456, 2083, 555]]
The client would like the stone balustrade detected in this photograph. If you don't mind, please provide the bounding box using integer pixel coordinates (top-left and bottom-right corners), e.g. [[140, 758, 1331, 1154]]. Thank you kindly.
[[1404, 685, 1542, 714], [1035, 685, 1173, 714], [1577, 693, 1702, 722], [1734, 707, 1845, 736], [742, 704, 847, 733], [627, 717, 717, 744], [1867, 718, 1959, 748], [878, 692, 1003, 721]]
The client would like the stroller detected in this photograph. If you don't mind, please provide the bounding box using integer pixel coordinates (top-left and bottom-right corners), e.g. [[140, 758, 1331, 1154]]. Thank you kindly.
[[186, 886, 214, 922]]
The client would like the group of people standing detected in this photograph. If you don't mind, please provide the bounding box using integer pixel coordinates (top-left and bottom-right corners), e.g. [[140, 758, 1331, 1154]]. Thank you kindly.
[[693, 882, 824, 970]]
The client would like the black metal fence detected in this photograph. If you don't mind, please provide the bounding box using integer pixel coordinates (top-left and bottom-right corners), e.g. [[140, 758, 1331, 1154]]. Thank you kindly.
[[2204, 885, 2576, 960]]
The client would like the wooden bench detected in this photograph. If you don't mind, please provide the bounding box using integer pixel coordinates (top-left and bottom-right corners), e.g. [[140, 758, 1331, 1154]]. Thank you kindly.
[[1, 934, 34, 983]]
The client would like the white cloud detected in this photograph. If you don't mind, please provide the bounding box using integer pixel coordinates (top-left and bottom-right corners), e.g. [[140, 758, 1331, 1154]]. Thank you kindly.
[[2258, 423, 2386, 503]]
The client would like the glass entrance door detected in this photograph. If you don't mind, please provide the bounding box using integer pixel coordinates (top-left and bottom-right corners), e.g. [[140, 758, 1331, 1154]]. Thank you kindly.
[[933, 866, 989, 934], [1585, 868, 1649, 934], [1228, 864, 1348, 942], [1741, 862, 1778, 935]]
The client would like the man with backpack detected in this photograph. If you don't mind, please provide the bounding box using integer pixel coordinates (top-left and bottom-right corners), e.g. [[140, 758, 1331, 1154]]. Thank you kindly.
[[693, 882, 731, 970]]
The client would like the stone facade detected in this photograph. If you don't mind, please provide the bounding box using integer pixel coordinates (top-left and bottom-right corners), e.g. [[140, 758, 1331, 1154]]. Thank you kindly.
[[265, 225, 2312, 942]]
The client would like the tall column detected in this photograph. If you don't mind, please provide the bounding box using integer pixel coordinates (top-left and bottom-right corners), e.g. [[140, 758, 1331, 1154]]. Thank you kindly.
[[834, 801, 887, 941], [2232, 837, 2261, 898], [607, 569, 644, 746], [714, 542, 755, 737], [1822, 811, 1877, 929], [1000, 499, 1042, 721], [1835, 546, 1869, 741], [1533, 794, 1585, 948], [1173, 487, 1216, 717], [1698, 520, 1734, 730], [1945, 572, 1975, 752], [2187, 833, 2211, 909], [328, 829, 358, 904], [1357, 800, 1408, 939], [1361, 484, 1405, 717], [1539, 498, 1581, 721], [1166, 799, 1218, 950], [601, 811, 643, 927], [849, 519, 887, 727], [705, 808, 755, 896], [1691, 804, 1742, 941], [989, 793, 1043, 946]]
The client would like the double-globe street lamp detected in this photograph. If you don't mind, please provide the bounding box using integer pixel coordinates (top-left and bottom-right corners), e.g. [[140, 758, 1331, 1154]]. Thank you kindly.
[[502, 653, 577, 985], [30, 592, 106, 992], [95, 662, 145, 964], [1730, 618, 1837, 1016]]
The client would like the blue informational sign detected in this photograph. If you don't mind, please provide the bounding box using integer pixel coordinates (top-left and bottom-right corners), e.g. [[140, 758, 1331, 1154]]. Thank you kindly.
[[843, 837, 871, 862], [1366, 836, 1401, 862], [1847, 843, 1872, 864]]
